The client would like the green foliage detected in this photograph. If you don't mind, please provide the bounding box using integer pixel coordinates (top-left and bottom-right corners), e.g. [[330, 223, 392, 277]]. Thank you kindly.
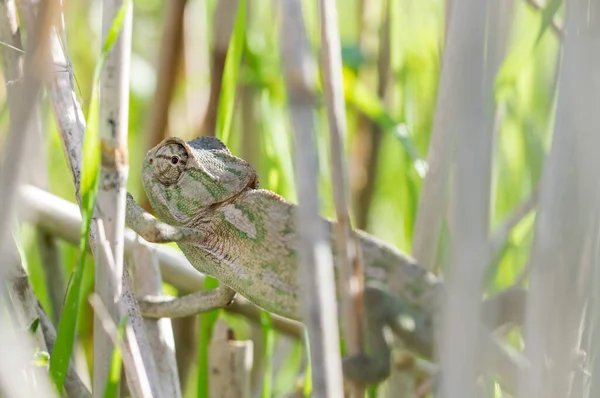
[[48, 0, 131, 391], [216, 0, 247, 143], [260, 311, 274, 398]]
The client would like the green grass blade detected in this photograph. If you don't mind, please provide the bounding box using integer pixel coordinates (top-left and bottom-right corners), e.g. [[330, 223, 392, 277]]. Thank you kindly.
[[48, 206, 93, 391], [368, 385, 378, 397], [48, 0, 131, 391], [260, 310, 274, 398], [104, 316, 128, 398], [215, 0, 246, 143]]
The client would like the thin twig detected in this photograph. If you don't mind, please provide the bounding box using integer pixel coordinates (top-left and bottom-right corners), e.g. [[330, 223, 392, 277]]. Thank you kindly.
[[141, 0, 187, 211], [182, 0, 210, 135], [280, 0, 344, 396], [319, 0, 365, 395], [351, 0, 389, 231], [0, 38, 24, 52]]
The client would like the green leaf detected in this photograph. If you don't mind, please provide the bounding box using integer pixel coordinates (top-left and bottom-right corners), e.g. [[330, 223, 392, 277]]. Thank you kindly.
[[368, 384, 379, 398], [48, 0, 132, 392], [260, 310, 274, 398], [104, 316, 128, 398], [216, 0, 247, 143]]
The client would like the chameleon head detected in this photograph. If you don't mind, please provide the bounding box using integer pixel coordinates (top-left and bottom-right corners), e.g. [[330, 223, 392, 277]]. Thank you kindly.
[[142, 136, 258, 225]]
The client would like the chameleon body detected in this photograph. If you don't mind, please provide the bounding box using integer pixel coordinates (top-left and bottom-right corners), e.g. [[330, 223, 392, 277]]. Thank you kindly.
[[131, 136, 442, 384]]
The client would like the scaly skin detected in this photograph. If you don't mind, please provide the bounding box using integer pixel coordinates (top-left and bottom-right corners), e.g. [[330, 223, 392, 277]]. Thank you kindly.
[[132, 136, 443, 384]]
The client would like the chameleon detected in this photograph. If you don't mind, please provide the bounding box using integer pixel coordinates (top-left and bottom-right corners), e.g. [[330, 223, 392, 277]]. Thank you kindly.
[[125, 135, 524, 386]]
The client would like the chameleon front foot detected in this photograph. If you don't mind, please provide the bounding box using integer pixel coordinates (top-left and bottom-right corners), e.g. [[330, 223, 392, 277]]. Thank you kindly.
[[342, 352, 390, 386], [126, 193, 205, 243]]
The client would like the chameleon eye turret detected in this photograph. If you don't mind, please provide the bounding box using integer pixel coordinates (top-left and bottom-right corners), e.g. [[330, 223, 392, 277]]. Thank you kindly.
[[152, 142, 189, 185]]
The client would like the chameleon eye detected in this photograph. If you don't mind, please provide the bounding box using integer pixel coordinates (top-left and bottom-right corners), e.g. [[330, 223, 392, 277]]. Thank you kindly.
[[152, 143, 188, 185]]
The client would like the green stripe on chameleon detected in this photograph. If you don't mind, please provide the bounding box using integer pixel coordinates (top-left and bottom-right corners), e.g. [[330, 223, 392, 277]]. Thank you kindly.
[[275, 287, 286, 295], [173, 186, 187, 214], [225, 167, 244, 177], [171, 185, 203, 218], [165, 189, 172, 202], [233, 203, 256, 222], [187, 168, 227, 201], [261, 263, 277, 272], [149, 197, 176, 224], [218, 211, 265, 241], [212, 151, 233, 161]]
